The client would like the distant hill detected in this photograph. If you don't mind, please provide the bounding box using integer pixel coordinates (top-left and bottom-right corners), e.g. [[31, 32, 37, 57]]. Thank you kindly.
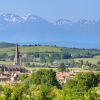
[[0, 42, 15, 48]]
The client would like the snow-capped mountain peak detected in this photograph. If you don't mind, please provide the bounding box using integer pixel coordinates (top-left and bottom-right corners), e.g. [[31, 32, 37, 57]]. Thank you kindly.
[[56, 19, 72, 25], [21, 14, 41, 22], [0, 13, 42, 23], [0, 13, 24, 23]]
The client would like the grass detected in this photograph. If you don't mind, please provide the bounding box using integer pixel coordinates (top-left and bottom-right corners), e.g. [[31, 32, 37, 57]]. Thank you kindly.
[[74, 58, 100, 64], [0, 46, 61, 56], [0, 47, 15, 55], [19, 46, 61, 53], [0, 61, 13, 65]]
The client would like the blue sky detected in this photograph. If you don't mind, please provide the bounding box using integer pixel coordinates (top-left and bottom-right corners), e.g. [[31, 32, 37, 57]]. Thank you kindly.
[[0, 0, 100, 22]]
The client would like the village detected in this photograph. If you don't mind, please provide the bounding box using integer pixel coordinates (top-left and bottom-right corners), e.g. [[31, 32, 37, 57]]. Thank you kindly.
[[0, 43, 94, 84]]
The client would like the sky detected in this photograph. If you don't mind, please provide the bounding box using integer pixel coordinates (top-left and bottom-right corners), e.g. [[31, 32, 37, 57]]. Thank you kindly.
[[0, 0, 100, 22]]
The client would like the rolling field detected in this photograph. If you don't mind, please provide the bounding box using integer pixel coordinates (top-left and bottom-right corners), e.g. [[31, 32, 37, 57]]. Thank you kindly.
[[0, 46, 61, 55]]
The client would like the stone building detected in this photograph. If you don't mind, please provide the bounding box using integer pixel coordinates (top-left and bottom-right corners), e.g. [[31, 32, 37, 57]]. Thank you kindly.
[[13, 43, 22, 66]]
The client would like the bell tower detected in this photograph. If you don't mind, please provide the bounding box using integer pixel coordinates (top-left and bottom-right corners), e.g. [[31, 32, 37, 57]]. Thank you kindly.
[[14, 43, 22, 66]]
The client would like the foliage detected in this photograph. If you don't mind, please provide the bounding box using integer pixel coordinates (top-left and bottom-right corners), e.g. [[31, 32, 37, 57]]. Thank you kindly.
[[18, 74, 29, 81], [30, 69, 61, 89], [4, 86, 12, 100]]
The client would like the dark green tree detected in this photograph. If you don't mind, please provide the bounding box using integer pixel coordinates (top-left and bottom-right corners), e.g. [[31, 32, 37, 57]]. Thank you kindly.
[[31, 69, 61, 89]]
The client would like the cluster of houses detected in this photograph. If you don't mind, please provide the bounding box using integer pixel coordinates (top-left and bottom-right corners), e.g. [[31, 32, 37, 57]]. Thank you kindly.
[[56, 69, 91, 84], [0, 64, 26, 82], [56, 70, 77, 83]]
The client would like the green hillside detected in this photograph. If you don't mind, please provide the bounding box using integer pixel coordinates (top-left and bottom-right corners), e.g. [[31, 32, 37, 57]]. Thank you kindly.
[[0, 46, 61, 56]]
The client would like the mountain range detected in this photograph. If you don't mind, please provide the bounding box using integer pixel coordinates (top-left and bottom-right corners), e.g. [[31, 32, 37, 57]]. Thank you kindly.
[[0, 13, 100, 48]]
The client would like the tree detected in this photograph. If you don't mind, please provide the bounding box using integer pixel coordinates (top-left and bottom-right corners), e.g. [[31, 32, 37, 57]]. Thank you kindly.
[[12, 83, 26, 100], [61, 73, 100, 100], [31, 69, 61, 89], [80, 60, 83, 66], [18, 74, 28, 81], [58, 63, 66, 72], [84, 89, 99, 100], [74, 73, 98, 89], [29, 85, 57, 100], [4, 86, 12, 100], [0, 85, 3, 93], [62, 52, 71, 59]]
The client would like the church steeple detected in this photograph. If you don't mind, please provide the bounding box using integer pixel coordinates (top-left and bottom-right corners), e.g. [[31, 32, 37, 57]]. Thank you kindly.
[[14, 43, 22, 66]]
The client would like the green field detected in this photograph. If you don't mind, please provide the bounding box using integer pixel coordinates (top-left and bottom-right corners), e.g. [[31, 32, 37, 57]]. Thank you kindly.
[[0, 46, 61, 55], [0, 61, 13, 65], [74, 58, 100, 64]]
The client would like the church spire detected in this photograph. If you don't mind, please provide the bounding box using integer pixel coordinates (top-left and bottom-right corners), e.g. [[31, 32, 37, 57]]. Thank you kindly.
[[14, 43, 22, 66]]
